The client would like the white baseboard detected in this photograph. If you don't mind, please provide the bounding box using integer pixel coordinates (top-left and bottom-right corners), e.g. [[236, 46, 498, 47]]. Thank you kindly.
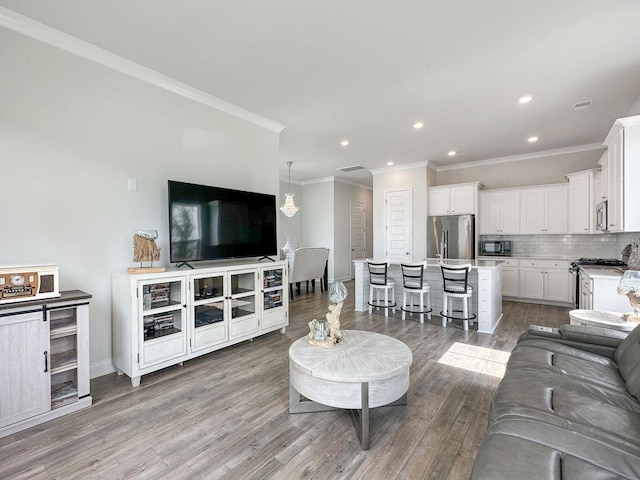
[[90, 359, 116, 379], [331, 276, 352, 283]]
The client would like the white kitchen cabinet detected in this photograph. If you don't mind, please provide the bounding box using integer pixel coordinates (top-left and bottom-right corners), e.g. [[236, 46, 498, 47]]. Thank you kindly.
[[566, 169, 598, 234], [112, 260, 288, 387], [501, 258, 519, 297], [520, 184, 568, 234], [596, 151, 607, 203], [479, 190, 521, 234], [1, 291, 92, 438], [603, 115, 640, 232], [519, 259, 571, 304], [428, 183, 481, 215]]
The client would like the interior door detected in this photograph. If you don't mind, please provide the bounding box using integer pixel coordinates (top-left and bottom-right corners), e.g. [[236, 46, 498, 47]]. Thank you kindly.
[[385, 189, 412, 262], [350, 200, 366, 278]]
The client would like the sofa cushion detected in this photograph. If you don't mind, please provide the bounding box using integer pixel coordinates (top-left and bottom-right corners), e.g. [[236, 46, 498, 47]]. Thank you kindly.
[[490, 370, 640, 446], [615, 325, 640, 399], [507, 339, 628, 392], [472, 418, 640, 480]]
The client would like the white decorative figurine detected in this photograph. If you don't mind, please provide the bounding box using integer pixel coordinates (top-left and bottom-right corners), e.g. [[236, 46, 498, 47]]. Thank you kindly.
[[308, 282, 348, 348]]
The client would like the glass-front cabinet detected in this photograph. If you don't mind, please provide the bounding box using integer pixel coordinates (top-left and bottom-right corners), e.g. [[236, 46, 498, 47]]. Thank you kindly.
[[191, 273, 227, 352], [260, 266, 287, 329], [229, 269, 258, 339], [112, 260, 288, 387], [139, 278, 187, 367]]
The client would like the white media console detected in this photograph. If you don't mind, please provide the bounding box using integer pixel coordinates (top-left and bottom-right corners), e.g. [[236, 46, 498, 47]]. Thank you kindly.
[[112, 260, 288, 386]]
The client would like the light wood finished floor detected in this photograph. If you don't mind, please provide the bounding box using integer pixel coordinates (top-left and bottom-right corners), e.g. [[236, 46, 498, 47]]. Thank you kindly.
[[0, 282, 571, 480]]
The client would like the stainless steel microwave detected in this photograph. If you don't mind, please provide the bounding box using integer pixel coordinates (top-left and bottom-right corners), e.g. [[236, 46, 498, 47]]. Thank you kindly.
[[596, 200, 608, 231], [481, 240, 511, 256]]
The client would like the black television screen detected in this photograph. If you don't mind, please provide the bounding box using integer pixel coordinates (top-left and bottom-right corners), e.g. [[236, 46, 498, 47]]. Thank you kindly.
[[168, 180, 277, 263]]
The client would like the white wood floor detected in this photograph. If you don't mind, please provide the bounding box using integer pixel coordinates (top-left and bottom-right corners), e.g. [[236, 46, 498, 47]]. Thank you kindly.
[[0, 282, 570, 479]]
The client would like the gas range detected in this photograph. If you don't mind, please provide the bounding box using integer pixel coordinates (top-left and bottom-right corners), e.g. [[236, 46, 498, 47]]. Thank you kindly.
[[575, 258, 627, 266], [569, 258, 627, 274]]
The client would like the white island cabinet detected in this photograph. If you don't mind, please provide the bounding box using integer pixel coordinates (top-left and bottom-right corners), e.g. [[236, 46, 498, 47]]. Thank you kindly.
[[354, 259, 503, 334], [112, 260, 288, 386]]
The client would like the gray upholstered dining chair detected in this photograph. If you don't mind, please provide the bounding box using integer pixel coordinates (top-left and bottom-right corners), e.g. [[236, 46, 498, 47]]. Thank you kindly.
[[287, 247, 330, 300]]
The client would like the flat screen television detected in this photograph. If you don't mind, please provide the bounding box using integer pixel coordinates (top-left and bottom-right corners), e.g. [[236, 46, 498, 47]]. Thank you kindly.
[[168, 180, 277, 265]]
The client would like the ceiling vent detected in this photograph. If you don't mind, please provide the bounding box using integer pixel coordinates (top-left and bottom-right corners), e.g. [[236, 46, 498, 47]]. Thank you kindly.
[[574, 100, 592, 111], [337, 165, 366, 172]]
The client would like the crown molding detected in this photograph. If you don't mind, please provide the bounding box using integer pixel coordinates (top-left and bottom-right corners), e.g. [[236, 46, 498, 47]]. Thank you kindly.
[[370, 161, 429, 175], [334, 177, 373, 190], [434, 143, 604, 172], [300, 176, 335, 185], [279, 177, 303, 185], [628, 94, 640, 116], [0, 6, 285, 133]]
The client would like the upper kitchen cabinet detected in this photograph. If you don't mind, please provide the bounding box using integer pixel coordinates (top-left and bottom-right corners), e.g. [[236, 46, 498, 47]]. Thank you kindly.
[[603, 115, 640, 232], [595, 151, 608, 203], [566, 169, 599, 234], [520, 184, 568, 234], [428, 182, 483, 216], [479, 189, 521, 235]]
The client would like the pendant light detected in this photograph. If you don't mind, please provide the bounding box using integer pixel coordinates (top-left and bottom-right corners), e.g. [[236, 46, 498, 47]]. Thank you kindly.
[[280, 161, 299, 217]]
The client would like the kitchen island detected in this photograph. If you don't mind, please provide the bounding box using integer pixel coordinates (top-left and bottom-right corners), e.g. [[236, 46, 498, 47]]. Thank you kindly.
[[354, 259, 504, 334]]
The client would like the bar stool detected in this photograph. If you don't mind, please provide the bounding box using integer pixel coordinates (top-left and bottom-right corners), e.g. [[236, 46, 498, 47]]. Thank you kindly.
[[366, 260, 396, 317], [440, 263, 476, 331], [400, 262, 432, 323]]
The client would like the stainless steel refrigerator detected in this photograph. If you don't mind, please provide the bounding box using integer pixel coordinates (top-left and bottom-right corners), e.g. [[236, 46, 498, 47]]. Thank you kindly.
[[427, 215, 475, 259]]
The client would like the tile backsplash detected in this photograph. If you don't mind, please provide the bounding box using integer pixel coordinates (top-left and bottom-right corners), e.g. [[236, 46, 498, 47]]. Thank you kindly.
[[480, 233, 640, 260]]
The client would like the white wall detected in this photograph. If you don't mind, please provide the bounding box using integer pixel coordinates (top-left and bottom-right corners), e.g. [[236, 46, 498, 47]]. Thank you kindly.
[[436, 150, 602, 188], [372, 164, 429, 260], [0, 29, 280, 377], [333, 181, 373, 282], [300, 180, 335, 279]]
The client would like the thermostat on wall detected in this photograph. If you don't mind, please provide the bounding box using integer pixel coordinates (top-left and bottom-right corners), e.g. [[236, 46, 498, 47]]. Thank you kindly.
[[0, 264, 60, 304]]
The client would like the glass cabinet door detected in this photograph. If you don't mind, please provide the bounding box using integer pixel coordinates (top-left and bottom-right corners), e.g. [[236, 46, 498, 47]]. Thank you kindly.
[[140, 279, 185, 342], [228, 270, 258, 339], [229, 271, 257, 319], [262, 267, 284, 311], [191, 273, 227, 351]]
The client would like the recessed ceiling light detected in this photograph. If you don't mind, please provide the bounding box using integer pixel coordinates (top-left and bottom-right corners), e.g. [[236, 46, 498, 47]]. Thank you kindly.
[[448, 150, 457, 157], [387, 161, 394, 166], [340, 140, 349, 147], [528, 136, 538, 143], [519, 95, 533, 104], [413, 121, 424, 129]]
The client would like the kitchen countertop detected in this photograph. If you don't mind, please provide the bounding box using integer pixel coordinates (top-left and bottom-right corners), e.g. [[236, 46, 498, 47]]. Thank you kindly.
[[580, 266, 626, 279], [479, 255, 572, 261], [354, 258, 503, 269]]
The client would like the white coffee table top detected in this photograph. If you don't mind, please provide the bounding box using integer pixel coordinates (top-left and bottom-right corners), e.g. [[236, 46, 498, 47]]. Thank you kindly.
[[289, 330, 412, 383], [569, 309, 638, 331]]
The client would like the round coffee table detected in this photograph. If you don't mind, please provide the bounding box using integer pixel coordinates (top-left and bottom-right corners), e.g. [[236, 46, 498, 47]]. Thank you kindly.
[[569, 309, 638, 332], [289, 330, 412, 449]]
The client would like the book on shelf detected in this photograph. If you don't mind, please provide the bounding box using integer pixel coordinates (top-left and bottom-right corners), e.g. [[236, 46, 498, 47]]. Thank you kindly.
[[51, 380, 78, 408]]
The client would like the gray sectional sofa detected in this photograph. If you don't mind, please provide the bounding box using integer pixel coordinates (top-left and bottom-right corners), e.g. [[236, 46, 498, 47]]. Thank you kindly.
[[472, 323, 640, 479]]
